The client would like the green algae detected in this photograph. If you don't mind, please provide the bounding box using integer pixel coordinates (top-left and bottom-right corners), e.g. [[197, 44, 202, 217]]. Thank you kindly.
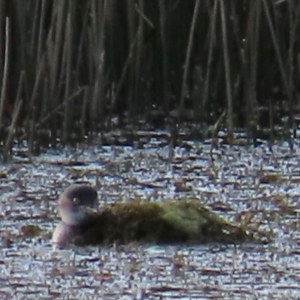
[[70, 200, 253, 246]]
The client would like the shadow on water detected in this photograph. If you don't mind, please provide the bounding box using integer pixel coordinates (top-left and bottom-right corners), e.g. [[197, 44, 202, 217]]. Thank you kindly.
[[1, 130, 300, 299]]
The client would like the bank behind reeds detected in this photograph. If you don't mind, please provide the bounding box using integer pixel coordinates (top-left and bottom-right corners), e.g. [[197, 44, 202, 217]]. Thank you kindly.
[[0, 0, 298, 156]]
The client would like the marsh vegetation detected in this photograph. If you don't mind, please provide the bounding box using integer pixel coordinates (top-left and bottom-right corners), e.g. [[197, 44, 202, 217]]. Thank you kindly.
[[0, 0, 300, 157]]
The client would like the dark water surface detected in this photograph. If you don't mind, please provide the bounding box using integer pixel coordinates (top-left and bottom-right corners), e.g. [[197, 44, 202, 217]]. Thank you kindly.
[[1, 132, 300, 299]]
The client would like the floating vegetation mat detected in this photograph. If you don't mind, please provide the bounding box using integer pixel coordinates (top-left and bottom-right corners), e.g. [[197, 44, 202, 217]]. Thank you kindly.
[[70, 200, 263, 246]]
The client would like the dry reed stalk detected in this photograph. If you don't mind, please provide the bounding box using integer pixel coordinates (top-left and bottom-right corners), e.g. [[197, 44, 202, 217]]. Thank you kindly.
[[202, 0, 218, 122], [108, 27, 140, 121], [62, 12, 73, 143], [81, 86, 89, 139], [0, 0, 4, 82], [287, 1, 300, 142], [133, 0, 145, 120], [90, 0, 107, 136], [3, 101, 23, 162], [0, 17, 9, 130], [3, 70, 24, 161], [220, 0, 233, 144], [127, 0, 135, 121], [49, 1, 65, 96], [262, 0, 288, 92], [158, 0, 169, 112], [179, 0, 201, 117], [37, 0, 47, 65], [27, 55, 45, 154]]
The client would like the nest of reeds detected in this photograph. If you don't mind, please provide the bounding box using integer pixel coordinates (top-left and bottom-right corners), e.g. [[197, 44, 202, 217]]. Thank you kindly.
[[71, 200, 253, 246]]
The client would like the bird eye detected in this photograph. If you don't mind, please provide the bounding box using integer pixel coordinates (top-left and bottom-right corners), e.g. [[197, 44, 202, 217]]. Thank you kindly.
[[72, 197, 80, 204]]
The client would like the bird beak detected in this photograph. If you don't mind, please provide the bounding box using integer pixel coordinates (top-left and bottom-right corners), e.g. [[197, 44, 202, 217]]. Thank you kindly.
[[80, 205, 99, 216]]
